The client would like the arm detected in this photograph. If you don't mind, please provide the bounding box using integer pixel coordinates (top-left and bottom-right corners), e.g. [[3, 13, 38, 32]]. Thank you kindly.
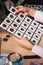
[[15, 5, 43, 24], [14, 36, 43, 58], [14, 5, 43, 58]]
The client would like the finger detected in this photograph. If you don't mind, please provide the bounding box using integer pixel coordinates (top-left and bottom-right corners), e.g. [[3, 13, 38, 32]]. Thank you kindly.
[[24, 12, 29, 16], [15, 8, 24, 14], [21, 37, 26, 39], [21, 37, 28, 41], [16, 5, 23, 9], [16, 6, 20, 9], [15, 6, 25, 14], [14, 36, 21, 42], [14, 12, 18, 16]]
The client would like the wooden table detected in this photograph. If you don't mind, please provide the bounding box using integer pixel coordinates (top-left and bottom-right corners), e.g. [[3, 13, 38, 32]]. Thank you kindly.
[[0, 30, 43, 65]]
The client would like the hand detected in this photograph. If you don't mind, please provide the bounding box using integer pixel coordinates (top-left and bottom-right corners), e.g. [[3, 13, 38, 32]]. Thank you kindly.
[[14, 36, 33, 50], [15, 5, 36, 17]]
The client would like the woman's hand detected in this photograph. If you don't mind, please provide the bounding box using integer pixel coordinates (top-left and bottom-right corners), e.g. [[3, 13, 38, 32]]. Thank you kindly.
[[15, 5, 36, 17], [14, 36, 33, 50]]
